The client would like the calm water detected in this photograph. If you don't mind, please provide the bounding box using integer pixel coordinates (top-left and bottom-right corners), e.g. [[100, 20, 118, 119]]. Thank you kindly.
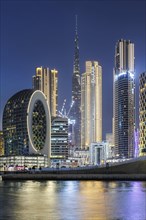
[[0, 178, 146, 220]]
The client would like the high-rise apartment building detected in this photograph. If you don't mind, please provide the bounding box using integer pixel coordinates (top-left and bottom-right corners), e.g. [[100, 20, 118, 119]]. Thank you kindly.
[[51, 116, 68, 159], [113, 39, 135, 158], [69, 16, 81, 147], [0, 131, 4, 156], [33, 67, 58, 117], [139, 72, 146, 156], [81, 61, 102, 149]]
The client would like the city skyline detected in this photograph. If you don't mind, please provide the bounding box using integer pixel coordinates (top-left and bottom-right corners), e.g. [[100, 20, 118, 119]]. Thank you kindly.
[[1, 0, 146, 138]]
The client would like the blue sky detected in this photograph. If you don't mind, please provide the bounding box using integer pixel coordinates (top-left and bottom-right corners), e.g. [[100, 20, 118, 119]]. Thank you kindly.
[[0, 0, 146, 138]]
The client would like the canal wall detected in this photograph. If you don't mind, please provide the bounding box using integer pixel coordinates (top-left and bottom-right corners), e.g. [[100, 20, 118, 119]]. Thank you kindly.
[[2, 157, 146, 181], [2, 173, 146, 181]]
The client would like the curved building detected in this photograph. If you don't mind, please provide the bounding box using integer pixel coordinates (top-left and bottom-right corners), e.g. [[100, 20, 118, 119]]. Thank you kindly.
[[3, 89, 51, 158]]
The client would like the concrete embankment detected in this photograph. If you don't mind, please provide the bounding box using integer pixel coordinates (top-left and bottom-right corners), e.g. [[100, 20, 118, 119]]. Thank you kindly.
[[2, 173, 146, 181], [2, 157, 146, 181]]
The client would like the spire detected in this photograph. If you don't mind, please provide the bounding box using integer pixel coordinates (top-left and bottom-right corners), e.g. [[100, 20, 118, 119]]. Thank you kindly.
[[73, 15, 79, 74], [75, 14, 78, 35]]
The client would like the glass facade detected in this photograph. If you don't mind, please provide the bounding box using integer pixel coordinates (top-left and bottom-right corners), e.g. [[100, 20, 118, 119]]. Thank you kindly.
[[51, 117, 68, 159], [3, 90, 33, 156], [32, 100, 47, 150], [2, 89, 50, 157], [113, 40, 135, 158], [69, 16, 81, 147]]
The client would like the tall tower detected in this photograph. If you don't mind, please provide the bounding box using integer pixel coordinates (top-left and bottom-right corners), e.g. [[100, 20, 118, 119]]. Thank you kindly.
[[81, 61, 102, 149], [139, 72, 146, 156], [113, 39, 135, 158], [32, 67, 58, 117], [70, 15, 81, 147]]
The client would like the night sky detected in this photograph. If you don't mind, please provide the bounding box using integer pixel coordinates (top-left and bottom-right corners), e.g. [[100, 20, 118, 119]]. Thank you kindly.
[[0, 0, 146, 139]]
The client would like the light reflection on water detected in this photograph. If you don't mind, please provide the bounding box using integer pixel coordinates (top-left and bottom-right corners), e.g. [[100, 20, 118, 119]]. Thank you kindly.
[[0, 180, 146, 220]]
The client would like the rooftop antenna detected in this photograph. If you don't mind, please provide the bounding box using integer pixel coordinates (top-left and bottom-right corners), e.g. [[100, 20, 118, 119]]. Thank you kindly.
[[75, 14, 78, 34]]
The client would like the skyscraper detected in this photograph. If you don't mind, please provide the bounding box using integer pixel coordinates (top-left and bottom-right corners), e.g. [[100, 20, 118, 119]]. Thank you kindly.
[[113, 39, 135, 158], [139, 72, 146, 156], [81, 61, 102, 149], [69, 16, 81, 147], [33, 67, 58, 117]]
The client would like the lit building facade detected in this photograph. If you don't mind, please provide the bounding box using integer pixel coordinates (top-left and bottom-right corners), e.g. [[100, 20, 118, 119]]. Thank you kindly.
[[81, 61, 102, 149], [113, 39, 135, 158], [0, 155, 49, 171], [69, 16, 81, 147], [106, 133, 115, 157], [90, 142, 110, 165], [72, 148, 89, 165], [139, 72, 146, 156], [33, 67, 58, 117], [134, 128, 139, 157], [0, 131, 4, 156], [51, 116, 68, 159], [2, 90, 51, 159]]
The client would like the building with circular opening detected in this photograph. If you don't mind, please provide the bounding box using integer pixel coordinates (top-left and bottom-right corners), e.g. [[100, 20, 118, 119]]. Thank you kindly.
[[2, 89, 51, 159]]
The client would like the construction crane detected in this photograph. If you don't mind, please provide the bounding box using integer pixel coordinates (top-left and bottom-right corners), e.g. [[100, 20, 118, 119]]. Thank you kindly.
[[58, 99, 74, 118], [58, 99, 66, 117], [61, 99, 66, 114], [58, 99, 76, 146], [66, 100, 74, 117]]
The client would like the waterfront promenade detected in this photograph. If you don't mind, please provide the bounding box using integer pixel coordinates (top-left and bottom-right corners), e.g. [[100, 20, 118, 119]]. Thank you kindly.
[[2, 156, 146, 181]]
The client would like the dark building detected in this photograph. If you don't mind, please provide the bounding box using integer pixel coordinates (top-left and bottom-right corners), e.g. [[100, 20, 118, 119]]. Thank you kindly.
[[69, 15, 81, 147], [51, 117, 68, 160], [113, 39, 135, 158], [2, 89, 51, 158]]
